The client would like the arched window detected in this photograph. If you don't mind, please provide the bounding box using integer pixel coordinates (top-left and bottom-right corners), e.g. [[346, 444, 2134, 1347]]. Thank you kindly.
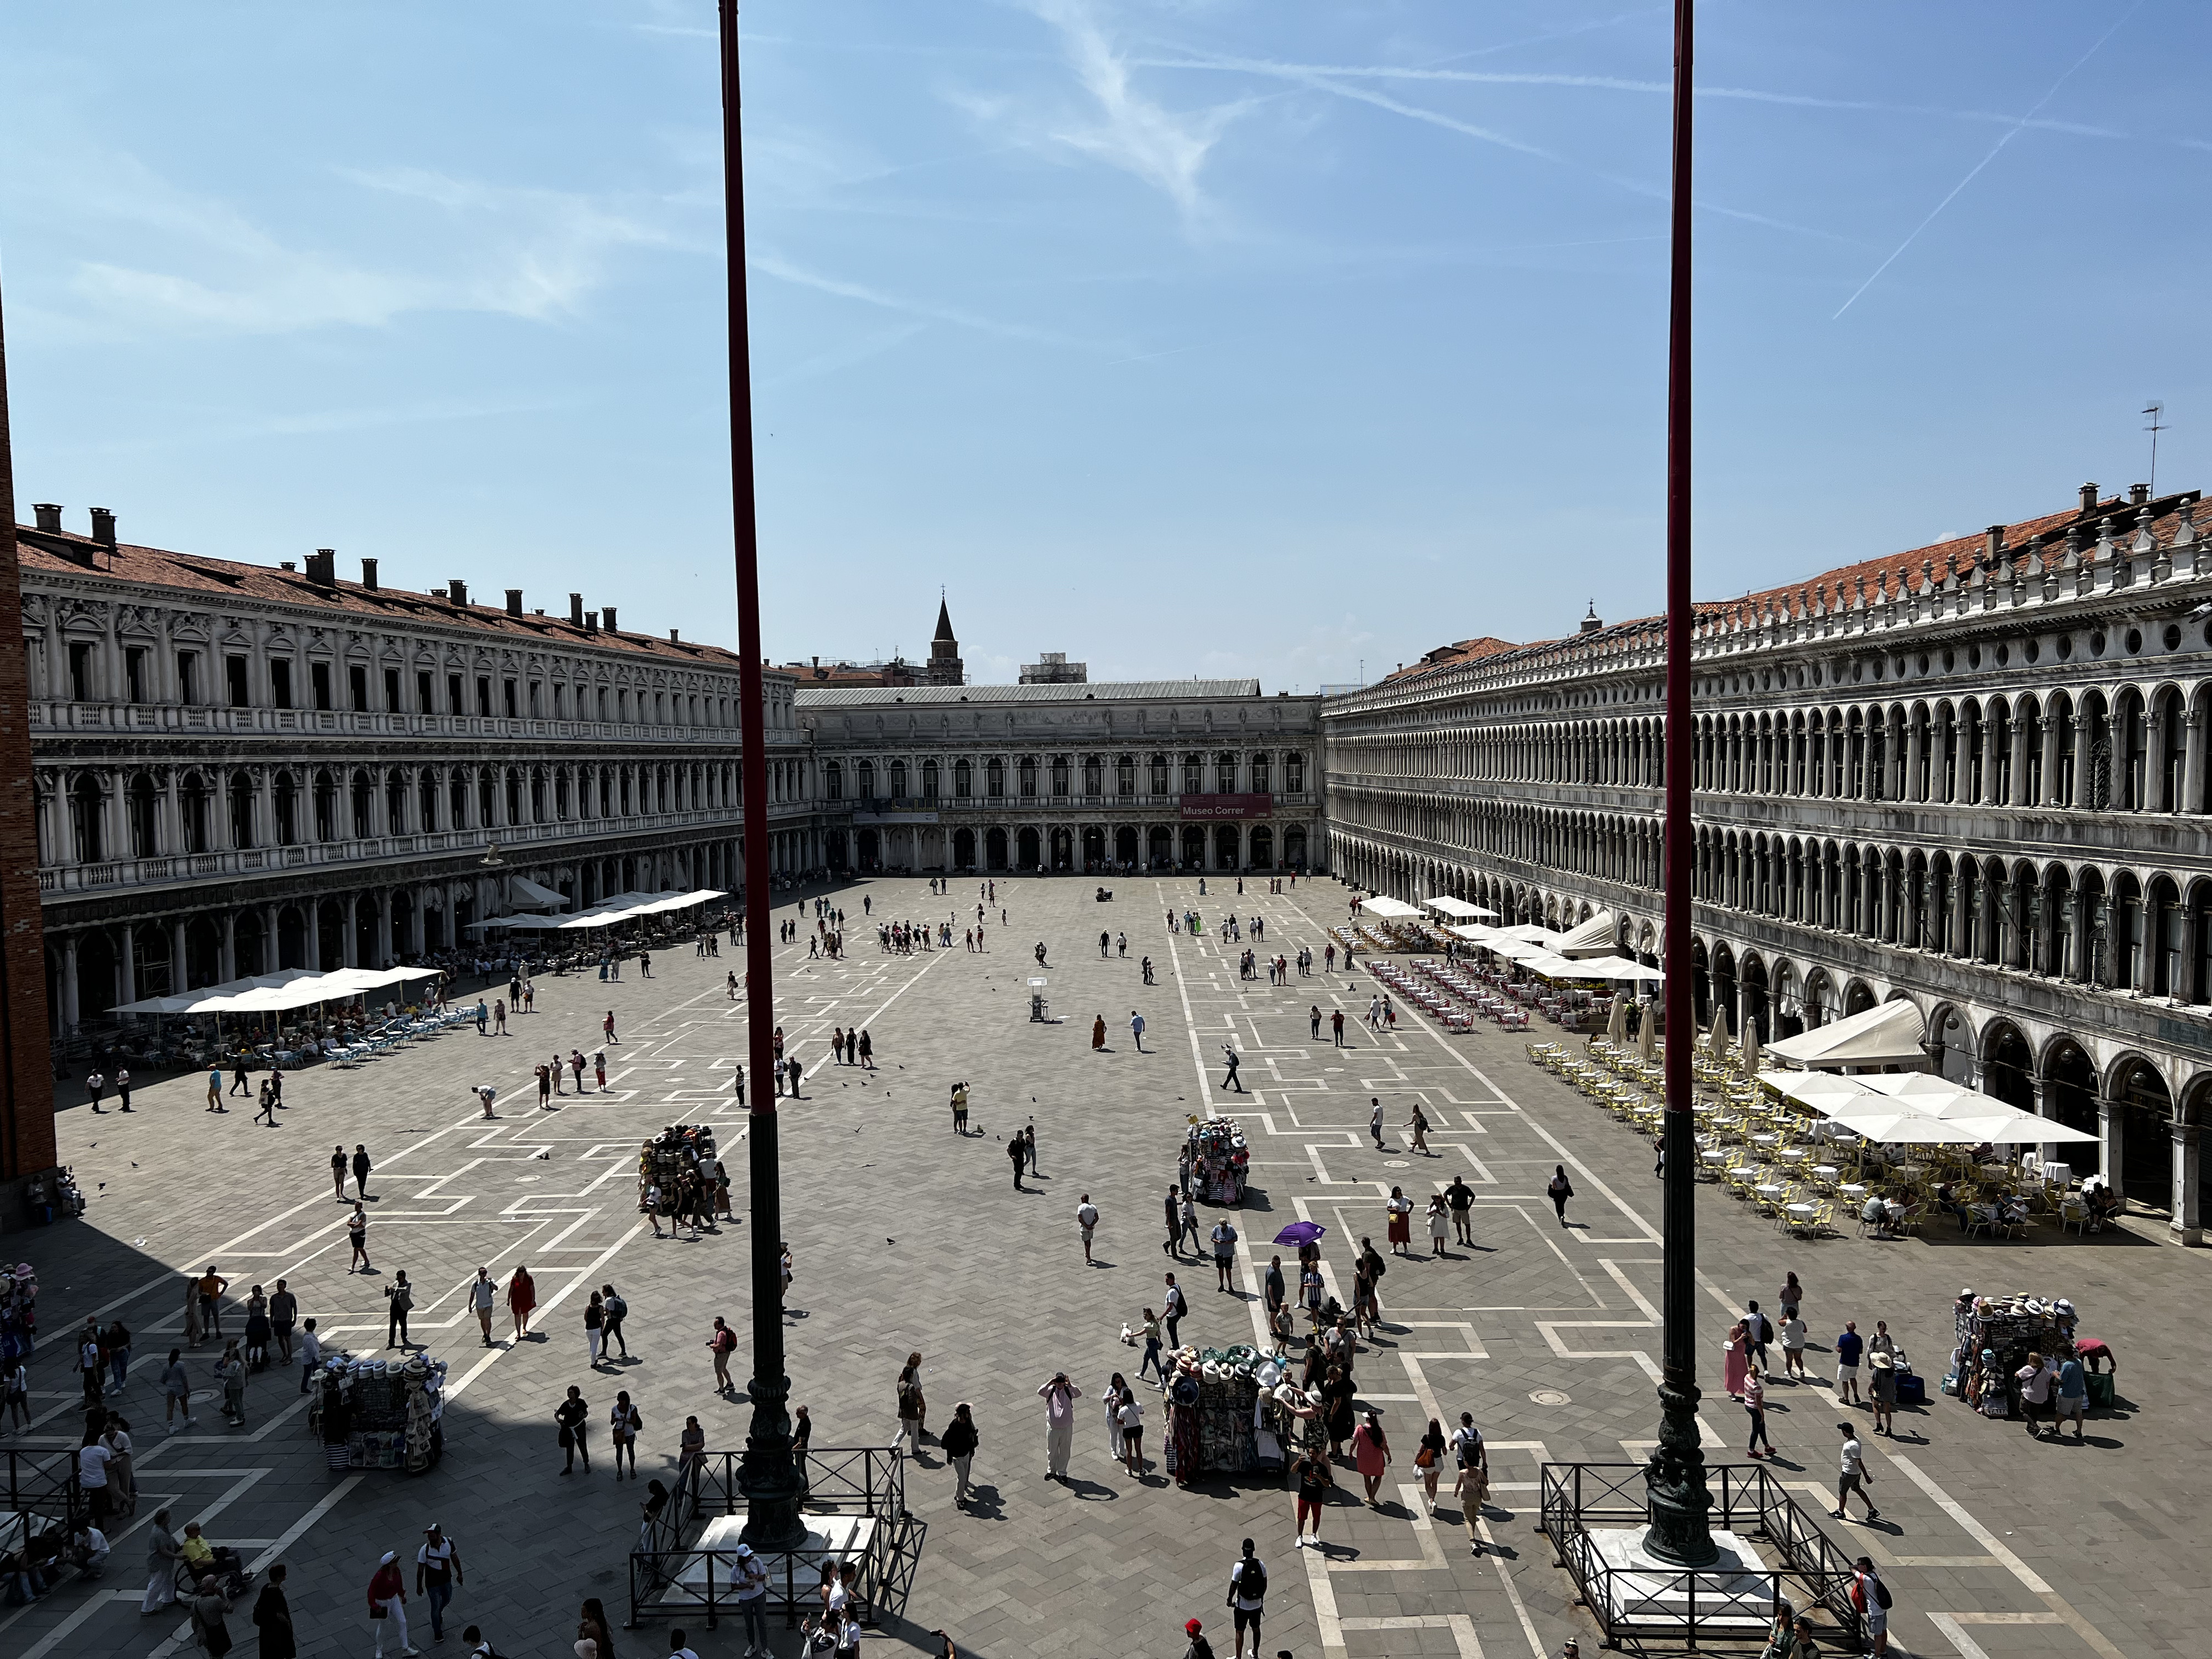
[[953, 759, 972, 798], [1117, 754, 1135, 796], [1182, 753, 1203, 794], [1215, 752, 1238, 793], [987, 758, 1004, 798], [385, 770, 408, 835], [1019, 757, 1037, 797], [922, 759, 940, 799], [1249, 752, 1272, 793], [1051, 755, 1070, 797], [889, 759, 908, 800], [1083, 755, 1102, 796], [825, 761, 843, 801], [857, 760, 876, 800], [1151, 753, 1169, 795]]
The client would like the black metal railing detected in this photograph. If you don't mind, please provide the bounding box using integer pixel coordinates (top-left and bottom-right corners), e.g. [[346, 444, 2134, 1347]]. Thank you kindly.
[[3, 1448, 85, 1529], [627, 1447, 910, 1632], [1540, 1461, 1863, 1650]]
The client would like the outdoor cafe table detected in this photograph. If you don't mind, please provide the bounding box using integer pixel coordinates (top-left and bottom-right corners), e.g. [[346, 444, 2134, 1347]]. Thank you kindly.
[[1784, 1203, 1820, 1228], [1751, 1133, 1781, 1150], [1839, 1183, 1868, 1201], [1811, 1164, 1840, 1183], [1755, 1183, 1788, 1201]]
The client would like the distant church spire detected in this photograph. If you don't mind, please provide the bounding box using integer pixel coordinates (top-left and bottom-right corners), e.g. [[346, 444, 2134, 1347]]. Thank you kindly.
[[927, 592, 964, 685]]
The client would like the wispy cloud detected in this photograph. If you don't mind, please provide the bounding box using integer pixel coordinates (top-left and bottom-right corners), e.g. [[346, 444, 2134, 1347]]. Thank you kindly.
[[1832, 0, 2144, 318], [42, 150, 685, 337], [1136, 52, 2133, 143], [748, 250, 1098, 349]]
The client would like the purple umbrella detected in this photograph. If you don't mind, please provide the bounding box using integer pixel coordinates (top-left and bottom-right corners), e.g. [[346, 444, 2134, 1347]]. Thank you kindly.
[[1274, 1222, 1326, 1246]]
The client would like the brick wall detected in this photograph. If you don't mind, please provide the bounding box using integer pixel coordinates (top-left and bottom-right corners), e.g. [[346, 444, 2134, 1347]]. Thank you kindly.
[[0, 281, 60, 1222]]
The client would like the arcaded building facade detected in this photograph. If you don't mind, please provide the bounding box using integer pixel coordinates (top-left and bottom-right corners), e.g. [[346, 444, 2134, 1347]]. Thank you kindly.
[[796, 679, 1324, 876], [1325, 482, 2212, 1241], [19, 508, 823, 1042]]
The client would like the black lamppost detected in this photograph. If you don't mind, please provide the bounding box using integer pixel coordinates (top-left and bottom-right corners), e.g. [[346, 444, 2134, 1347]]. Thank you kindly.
[[718, 0, 807, 1553], [1643, 0, 1718, 1572]]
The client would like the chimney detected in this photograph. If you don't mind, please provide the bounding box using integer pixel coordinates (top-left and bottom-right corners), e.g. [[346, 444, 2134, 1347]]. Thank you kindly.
[[448, 578, 469, 607], [32, 503, 61, 533], [504, 588, 524, 618], [584, 610, 598, 634], [1984, 524, 2005, 562], [89, 508, 116, 546], [569, 592, 585, 627], [280, 560, 296, 572], [2079, 482, 2099, 515], [602, 606, 618, 633], [812, 655, 820, 668], [669, 628, 680, 643], [360, 557, 379, 591], [2130, 482, 2150, 505], [304, 549, 336, 586]]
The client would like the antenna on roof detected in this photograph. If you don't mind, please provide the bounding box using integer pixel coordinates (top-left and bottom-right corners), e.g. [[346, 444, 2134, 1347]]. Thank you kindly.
[[2144, 402, 2166, 499]]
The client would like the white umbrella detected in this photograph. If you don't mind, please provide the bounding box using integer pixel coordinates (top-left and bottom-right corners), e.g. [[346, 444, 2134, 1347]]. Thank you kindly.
[[1740, 1020, 1762, 1080], [1606, 995, 1628, 1047], [1706, 1004, 1732, 1059], [1825, 1107, 1985, 1145], [1637, 1004, 1657, 1062]]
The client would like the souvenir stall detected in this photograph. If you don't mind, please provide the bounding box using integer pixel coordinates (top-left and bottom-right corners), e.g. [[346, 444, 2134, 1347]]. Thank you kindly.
[[1947, 1290, 2080, 1418], [1161, 1345, 1272, 1480], [638, 1123, 722, 1213], [1183, 1117, 1250, 1206], [308, 1350, 448, 1472]]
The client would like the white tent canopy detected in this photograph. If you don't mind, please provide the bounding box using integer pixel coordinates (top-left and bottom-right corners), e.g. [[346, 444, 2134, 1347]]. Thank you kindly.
[[1762, 998, 1927, 1070], [1556, 953, 1663, 983], [1552, 909, 1619, 958], [115, 964, 442, 1017], [1423, 896, 1495, 921], [1358, 896, 1423, 920], [466, 888, 725, 936], [1755, 1067, 2098, 1144], [508, 876, 571, 911], [1496, 924, 1557, 943]]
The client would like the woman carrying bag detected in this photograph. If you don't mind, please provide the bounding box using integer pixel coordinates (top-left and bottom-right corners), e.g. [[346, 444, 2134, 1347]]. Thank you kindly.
[[1547, 1166, 1575, 1227], [1415, 1416, 1448, 1508]]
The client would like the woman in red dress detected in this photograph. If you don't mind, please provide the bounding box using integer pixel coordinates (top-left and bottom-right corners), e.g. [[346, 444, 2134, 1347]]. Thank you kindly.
[[508, 1264, 538, 1342], [1385, 1186, 1413, 1255]]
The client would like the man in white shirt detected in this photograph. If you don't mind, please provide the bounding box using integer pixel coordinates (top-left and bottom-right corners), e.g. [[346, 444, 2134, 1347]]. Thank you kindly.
[[1211, 1219, 1239, 1292], [734, 1543, 771, 1659], [667, 1627, 701, 1659], [1076, 1197, 1100, 1265], [1832, 1422, 1878, 1522], [298, 1319, 322, 1395], [470, 1268, 499, 1345], [1225, 1537, 1269, 1659], [72, 1523, 110, 1578], [77, 1436, 113, 1525]]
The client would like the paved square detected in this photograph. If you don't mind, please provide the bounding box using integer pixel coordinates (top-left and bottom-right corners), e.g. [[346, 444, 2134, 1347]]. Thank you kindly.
[[4, 875, 2200, 1658]]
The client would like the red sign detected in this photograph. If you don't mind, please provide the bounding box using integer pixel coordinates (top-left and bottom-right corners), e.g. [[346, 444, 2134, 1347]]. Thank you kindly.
[[1178, 794, 1274, 821]]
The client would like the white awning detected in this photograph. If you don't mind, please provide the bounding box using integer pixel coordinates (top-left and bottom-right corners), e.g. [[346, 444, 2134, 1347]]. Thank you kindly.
[[1755, 1067, 2097, 1144], [1762, 998, 1927, 1070], [509, 875, 571, 911], [115, 964, 442, 1016], [1423, 896, 1492, 920], [1495, 924, 1557, 943], [1447, 924, 1498, 943], [467, 888, 726, 935], [1552, 910, 1619, 958], [1358, 896, 1423, 919], [1557, 953, 1664, 983]]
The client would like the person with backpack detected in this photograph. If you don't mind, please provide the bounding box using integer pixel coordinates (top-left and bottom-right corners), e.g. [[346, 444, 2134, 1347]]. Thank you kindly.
[[1547, 1165, 1575, 1227], [1452, 1418, 1490, 1555], [940, 1402, 979, 1506], [1744, 1299, 1772, 1371], [1850, 1557, 1892, 1655], [1225, 1540, 1268, 1659]]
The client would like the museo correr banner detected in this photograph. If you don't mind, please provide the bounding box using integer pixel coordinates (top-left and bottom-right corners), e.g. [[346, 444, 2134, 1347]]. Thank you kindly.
[[1178, 794, 1274, 821]]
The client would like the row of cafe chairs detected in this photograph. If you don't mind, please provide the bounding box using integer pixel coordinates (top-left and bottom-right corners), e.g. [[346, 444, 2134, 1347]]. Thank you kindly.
[[334, 1004, 476, 1067]]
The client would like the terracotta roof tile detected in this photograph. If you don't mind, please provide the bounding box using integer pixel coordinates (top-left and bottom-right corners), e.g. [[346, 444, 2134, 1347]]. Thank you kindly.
[[15, 524, 749, 670]]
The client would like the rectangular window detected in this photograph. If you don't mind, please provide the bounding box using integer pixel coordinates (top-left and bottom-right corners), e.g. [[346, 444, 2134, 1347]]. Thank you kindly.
[[125, 647, 147, 703], [348, 664, 368, 710], [503, 679, 518, 719], [417, 670, 432, 712], [226, 654, 251, 707], [447, 673, 463, 713], [529, 681, 542, 717], [176, 650, 199, 705], [598, 687, 609, 720], [269, 659, 293, 708], [67, 641, 93, 702], [477, 676, 492, 717], [1019, 761, 1037, 798], [312, 662, 333, 711], [384, 667, 401, 711]]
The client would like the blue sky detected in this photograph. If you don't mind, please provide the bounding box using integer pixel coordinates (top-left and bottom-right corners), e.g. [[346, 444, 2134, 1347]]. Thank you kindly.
[[2, 2, 2205, 687]]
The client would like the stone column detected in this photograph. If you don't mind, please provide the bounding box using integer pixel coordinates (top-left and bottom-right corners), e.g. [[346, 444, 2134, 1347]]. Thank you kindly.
[[341, 898, 359, 969], [171, 919, 190, 993], [60, 936, 80, 1033], [2185, 711, 2206, 817], [2145, 709, 2169, 813], [2169, 1123, 2200, 1247], [220, 912, 236, 982], [119, 925, 137, 1008], [2041, 716, 2063, 808], [2098, 1098, 2121, 1202], [306, 902, 324, 972]]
